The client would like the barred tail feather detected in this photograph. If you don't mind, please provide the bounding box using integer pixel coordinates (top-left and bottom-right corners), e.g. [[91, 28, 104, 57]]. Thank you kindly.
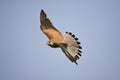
[[62, 32, 82, 65]]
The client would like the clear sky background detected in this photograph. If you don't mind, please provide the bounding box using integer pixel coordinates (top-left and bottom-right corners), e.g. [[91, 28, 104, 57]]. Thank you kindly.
[[0, 0, 120, 80]]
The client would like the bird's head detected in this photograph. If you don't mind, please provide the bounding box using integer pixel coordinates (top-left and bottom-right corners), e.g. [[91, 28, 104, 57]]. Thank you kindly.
[[46, 40, 59, 48], [46, 40, 54, 46]]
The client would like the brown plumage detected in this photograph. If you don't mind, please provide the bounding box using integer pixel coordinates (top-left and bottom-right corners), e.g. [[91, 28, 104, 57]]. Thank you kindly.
[[40, 9, 82, 65]]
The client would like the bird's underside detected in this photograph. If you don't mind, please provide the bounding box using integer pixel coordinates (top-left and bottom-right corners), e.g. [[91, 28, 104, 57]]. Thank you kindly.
[[40, 9, 82, 65]]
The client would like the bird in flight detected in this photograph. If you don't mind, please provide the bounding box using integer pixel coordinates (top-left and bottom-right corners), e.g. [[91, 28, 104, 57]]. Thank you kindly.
[[40, 9, 82, 65]]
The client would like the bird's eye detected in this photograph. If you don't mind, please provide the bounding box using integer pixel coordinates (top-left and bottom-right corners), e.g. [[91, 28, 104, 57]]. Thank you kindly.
[[48, 41, 51, 43], [50, 42, 53, 45]]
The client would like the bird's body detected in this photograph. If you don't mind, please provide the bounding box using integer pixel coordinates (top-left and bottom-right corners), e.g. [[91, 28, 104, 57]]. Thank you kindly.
[[40, 9, 82, 65]]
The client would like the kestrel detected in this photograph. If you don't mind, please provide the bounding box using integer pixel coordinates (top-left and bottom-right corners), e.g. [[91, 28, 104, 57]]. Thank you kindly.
[[40, 9, 82, 65]]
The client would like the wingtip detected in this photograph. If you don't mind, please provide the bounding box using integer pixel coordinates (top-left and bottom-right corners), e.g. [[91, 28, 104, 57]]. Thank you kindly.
[[74, 61, 78, 65], [40, 9, 45, 14], [40, 9, 47, 21], [41, 9, 44, 13]]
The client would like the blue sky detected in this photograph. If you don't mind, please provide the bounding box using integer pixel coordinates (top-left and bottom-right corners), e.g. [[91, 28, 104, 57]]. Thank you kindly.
[[0, 0, 120, 80]]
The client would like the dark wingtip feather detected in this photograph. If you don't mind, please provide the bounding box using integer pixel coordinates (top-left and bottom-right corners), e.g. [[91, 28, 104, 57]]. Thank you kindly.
[[66, 32, 68, 33], [74, 61, 78, 65], [40, 9, 45, 15], [78, 50, 82, 53], [72, 34, 75, 37], [75, 38, 78, 41], [77, 42, 81, 44], [41, 9, 44, 12], [78, 53, 82, 56], [75, 55, 79, 59], [69, 32, 72, 35], [40, 9, 47, 21], [79, 46, 82, 49]]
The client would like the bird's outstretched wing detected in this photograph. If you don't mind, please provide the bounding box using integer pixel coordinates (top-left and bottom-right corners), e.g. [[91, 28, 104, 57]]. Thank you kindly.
[[40, 9, 64, 42]]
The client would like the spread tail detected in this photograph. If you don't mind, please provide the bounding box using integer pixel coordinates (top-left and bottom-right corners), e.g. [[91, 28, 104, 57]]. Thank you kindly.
[[61, 32, 82, 65]]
